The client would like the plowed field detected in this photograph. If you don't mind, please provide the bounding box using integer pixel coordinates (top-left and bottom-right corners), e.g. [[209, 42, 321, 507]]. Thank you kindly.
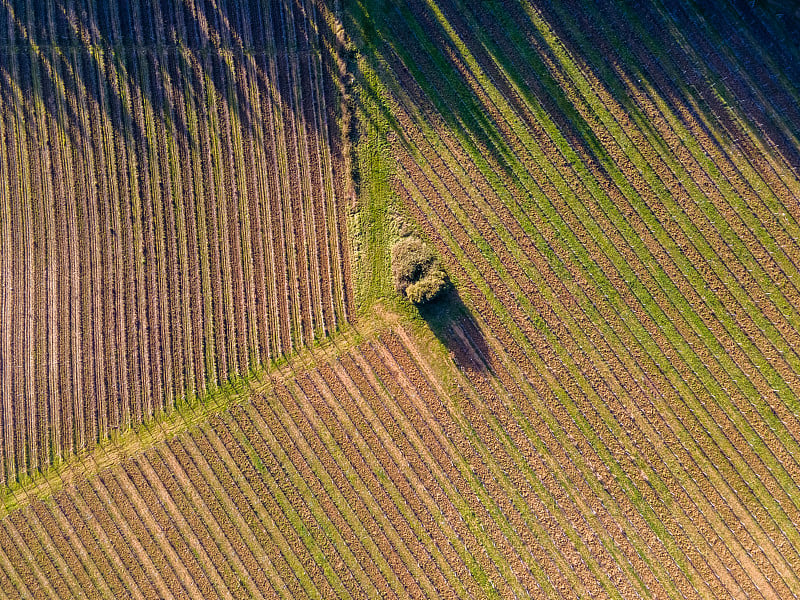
[[0, 0, 352, 483], [0, 317, 601, 599], [346, 0, 800, 596]]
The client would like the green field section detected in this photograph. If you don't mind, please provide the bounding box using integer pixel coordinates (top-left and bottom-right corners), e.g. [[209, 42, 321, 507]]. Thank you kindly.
[[0, 0, 352, 484], [344, 0, 800, 596]]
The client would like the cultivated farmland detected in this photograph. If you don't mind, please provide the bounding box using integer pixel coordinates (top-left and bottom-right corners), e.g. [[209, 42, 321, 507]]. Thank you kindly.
[[0, 317, 574, 599], [3, 0, 800, 597], [346, 0, 800, 596], [0, 0, 351, 484]]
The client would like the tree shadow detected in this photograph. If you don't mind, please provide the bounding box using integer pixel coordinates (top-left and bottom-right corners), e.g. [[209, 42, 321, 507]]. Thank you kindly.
[[416, 286, 491, 374], [344, 0, 800, 372], [341, 0, 800, 401], [0, 0, 333, 149], [532, 0, 800, 176], [347, 0, 800, 208]]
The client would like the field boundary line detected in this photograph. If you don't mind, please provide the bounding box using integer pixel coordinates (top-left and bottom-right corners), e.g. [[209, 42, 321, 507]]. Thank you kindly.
[[0, 306, 394, 518]]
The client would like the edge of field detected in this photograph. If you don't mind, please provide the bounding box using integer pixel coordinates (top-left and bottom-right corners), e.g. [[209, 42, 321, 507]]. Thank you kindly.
[[0, 310, 398, 517], [0, 295, 459, 521]]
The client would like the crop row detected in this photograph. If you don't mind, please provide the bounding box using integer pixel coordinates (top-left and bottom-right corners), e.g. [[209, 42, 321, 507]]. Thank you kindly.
[[652, 0, 800, 191], [534, 0, 800, 417], [0, 0, 352, 484], [0, 0, 323, 53], [395, 81, 795, 593]]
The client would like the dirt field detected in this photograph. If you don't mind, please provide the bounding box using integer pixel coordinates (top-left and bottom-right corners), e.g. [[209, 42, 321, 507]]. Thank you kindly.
[[346, 0, 800, 595]]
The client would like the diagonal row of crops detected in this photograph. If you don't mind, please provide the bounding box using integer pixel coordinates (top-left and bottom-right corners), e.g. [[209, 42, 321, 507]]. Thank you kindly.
[[11, 295, 800, 599], [0, 0, 352, 485], [347, 0, 800, 596], [0, 320, 594, 599]]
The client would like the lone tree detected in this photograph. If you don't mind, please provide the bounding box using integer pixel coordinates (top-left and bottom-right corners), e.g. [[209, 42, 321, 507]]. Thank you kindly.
[[391, 236, 449, 305]]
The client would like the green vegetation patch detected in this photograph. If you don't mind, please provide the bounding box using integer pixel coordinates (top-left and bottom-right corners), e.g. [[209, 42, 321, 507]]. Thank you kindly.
[[391, 236, 450, 305]]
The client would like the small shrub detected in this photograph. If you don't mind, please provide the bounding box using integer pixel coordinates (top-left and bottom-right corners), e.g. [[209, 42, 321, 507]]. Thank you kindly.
[[391, 237, 433, 292], [391, 237, 449, 305]]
